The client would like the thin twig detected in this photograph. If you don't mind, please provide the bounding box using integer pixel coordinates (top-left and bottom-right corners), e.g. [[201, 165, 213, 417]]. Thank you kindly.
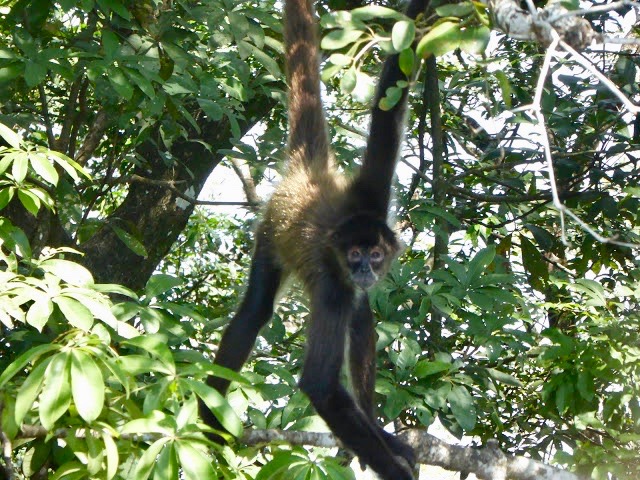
[[549, 0, 640, 22], [524, 32, 640, 249], [126, 174, 260, 207]]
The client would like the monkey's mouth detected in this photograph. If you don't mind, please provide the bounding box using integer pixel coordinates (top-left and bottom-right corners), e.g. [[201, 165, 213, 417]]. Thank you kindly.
[[352, 271, 378, 290]]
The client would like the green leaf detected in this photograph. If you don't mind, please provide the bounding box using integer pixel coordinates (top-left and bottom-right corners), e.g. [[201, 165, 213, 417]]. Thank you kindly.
[[91, 283, 138, 299], [458, 26, 491, 55], [1, 394, 19, 440], [350, 5, 404, 20], [101, 431, 119, 480], [70, 350, 104, 422], [328, 53, 352, 67], [448, 385, 476, 431], [118, 354, 171, 376], [54, 296, 94, 330], [49, 461, 84, 480], [154, 441, 178, 480], [352, 71, 375, 103], [101, 30, 120, 58], [250, 44, 282, 78], [466, 246, 495, 287], [12, 154, 28, 182], [26, 297, 53, 331], [0, 122, 22, 149], [40, 259, 94, 286], [340, 68, 357, 94], [555, 381, 573, 414], [127, 68, 156, 98], [176, 441, 216, 480], [577, 371, 595, 401], [29, 153, 59, 185], [520, 235, 548, 291], [39, 352, 71, 430], [111, 225, 148, 257], [48, 149, 90, 181], [182, 379, 243, 437], [257, 452, 299, 480], [0, 344, 60, 388], [495, 70, 512, 108], [108, 68, 134, 100], [24, 61, 48, 87], [321, 29, 364, 50], [17, 189, 40, 216], [0, 187, 14, 210], [416, 21, 461, 58], [124, 335, 175, 373], [398, 48, 415, 76], [414, 360, 450, 378], [391, 20, 415, 52], [321, 459, 356, 480], [574, 279, 607, 306], [435, 2, 475, 17], [133, 438, 171, 480], [120, 411, 176, 436], [379, 85, 404, 111], [486, 368, 522, 387], [96, 0, 131, 19], [145, 274, 182, 299], [15, 357, 51, 426], [197, 98, 223, 121]]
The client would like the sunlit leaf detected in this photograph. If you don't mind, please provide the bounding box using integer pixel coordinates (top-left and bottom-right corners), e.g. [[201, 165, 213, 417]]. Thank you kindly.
[[14, 358, 51, 426], [416, 21, 461, 58], [70, 350, 105, 422], [176, 441, 217, 480], [40, 259, 94, 286], [391, 20, 415, 52], [0, 123, 22, 149], [39, 352, 71, 429], [26, 297, 53, 331], [183, 379, 243, 437], [321, 29, 364, 50], [133, 438, 171, 480]]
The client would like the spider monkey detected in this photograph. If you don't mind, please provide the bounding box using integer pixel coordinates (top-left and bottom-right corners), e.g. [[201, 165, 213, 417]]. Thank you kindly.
[[200, 0, 428, 478]]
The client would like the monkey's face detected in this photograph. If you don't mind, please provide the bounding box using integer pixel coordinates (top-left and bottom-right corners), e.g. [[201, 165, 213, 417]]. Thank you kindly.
[[330, 214, 400, 290], [345, 244, 388, 289]]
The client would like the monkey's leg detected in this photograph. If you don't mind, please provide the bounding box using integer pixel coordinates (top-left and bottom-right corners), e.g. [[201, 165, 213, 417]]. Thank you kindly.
[[349, 294, 416, 469], [349, 293, 376, 416], [200, 234, 283, 438], [299, 283, 414, 480]]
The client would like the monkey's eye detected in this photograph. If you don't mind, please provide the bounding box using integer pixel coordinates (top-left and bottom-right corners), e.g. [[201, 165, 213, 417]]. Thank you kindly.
[[370, 247, 384, 261], [347, 247, 362, 262]]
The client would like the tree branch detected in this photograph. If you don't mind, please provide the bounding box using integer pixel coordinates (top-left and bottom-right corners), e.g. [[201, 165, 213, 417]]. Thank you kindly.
[[488, 0, 597, 49], [106, 174, 260, 207], [12, 424, 585, 480], [227, 157, 262, 211], [74, 109, 110, 166]]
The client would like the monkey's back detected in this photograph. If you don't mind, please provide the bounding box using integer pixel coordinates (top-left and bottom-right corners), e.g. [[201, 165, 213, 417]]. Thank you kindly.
[[264, 164, 348, 284]]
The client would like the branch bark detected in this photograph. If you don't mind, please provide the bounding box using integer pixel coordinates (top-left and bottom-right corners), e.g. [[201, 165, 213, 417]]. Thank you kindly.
[[488, 0, 598, 49], [9, 424, 585, 480], [78, 97, 276, 290]]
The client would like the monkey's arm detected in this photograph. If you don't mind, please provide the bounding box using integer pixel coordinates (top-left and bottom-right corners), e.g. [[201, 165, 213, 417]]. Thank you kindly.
[[356, 0, 430, 216]]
